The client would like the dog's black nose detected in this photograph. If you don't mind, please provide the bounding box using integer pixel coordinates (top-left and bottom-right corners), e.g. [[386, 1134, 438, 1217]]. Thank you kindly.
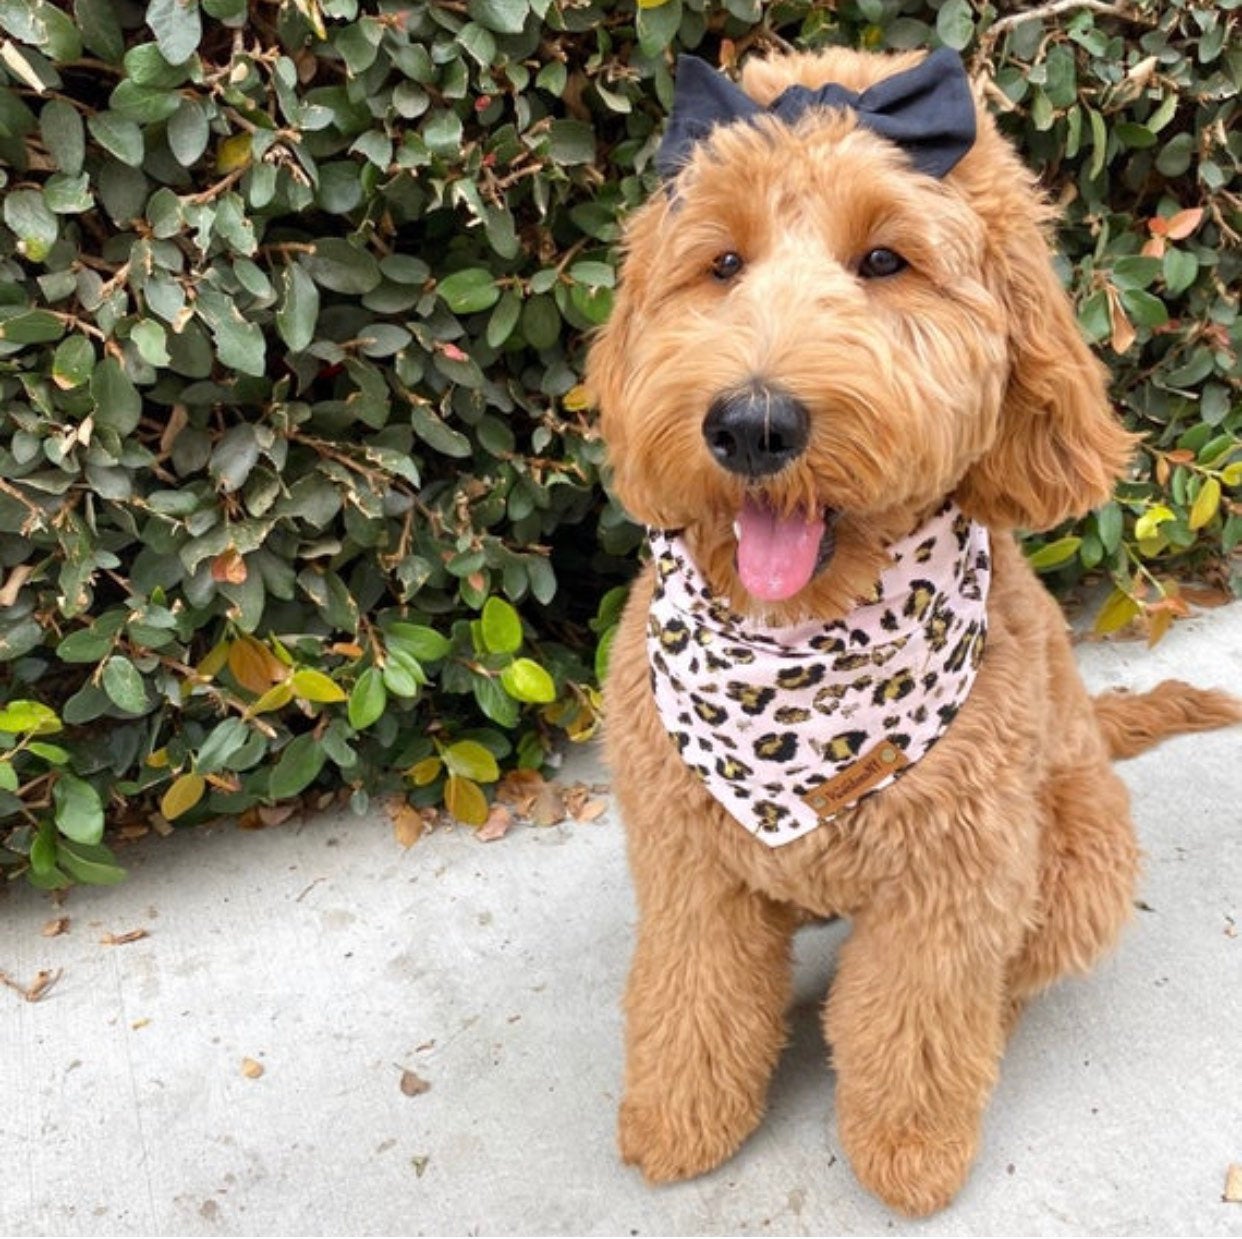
[[702, 386, 810, 478]]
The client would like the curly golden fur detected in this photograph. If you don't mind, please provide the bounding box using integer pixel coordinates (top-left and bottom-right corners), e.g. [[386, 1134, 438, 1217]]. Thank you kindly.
[[586, 47, 1242, 1217]]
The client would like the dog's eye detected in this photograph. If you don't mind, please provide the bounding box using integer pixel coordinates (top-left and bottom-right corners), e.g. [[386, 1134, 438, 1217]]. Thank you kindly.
[[710, 251, 744, 282], [858, 248, 908, 279]]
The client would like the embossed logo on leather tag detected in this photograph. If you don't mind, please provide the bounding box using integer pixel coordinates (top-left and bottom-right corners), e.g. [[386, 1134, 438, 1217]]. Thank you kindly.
[[800, 739, 910, 821]]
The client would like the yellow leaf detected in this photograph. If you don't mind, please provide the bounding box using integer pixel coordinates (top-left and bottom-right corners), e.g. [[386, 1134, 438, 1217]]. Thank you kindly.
[[216, 133, 253, 173], [1221, 461, 1242, 487], [146, 747, 170, 769], [1133, 505, 1175, 542], [1188, 477, 1221, 530], [290, 668, 347, 704], [407, 756, 442, 787], [161, 772, 205, 821], [197, 640, 231, 680], [250, 680, 295, 715], [561, 384, 592, 412], [1093, 586, 1142, 636], [444, 774, 488, 826], [637, 0, 670, 7]]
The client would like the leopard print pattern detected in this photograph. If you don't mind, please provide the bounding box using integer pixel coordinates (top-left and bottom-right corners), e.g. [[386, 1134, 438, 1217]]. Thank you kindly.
[[647, 501, 991, 847]]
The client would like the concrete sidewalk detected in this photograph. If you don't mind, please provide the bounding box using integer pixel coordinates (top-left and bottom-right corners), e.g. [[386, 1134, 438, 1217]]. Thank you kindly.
[[2, 606, 1241, 1237]]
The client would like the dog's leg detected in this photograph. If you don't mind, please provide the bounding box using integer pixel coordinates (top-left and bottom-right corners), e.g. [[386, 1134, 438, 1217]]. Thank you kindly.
[[825, 884, 1016, 1217], [1007, 759, 1140, 1003], [619, 841, 798, 1183]]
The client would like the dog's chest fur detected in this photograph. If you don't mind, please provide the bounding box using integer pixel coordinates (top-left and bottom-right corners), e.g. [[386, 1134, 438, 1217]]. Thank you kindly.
[[646, 501, 991, 847]]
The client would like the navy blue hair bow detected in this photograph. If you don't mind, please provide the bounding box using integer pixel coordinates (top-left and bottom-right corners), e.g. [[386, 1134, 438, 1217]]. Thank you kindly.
[[656, 47, 976, 185]]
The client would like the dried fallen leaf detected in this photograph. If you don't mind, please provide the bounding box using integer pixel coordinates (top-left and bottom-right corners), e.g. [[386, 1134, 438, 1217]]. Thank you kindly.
[[1224, 1164, 1242, 1204], [575, 798, 608, 822], [131, 1018, 150, 1030], [100, 928, 149, 946], [42, 917, 69, 938], [411, 1155, 430, 1178], [496, 768, 545, 810], [388, 799, 427, 849], [257, 803, 298, 828], [399, 1068, 430, 1097], [149, 813, 174, 838], [529, 784, 567, 827], [476, 804, 512, 843], [1, 968, 62, 1003], [241, 1057, 264, 1079]]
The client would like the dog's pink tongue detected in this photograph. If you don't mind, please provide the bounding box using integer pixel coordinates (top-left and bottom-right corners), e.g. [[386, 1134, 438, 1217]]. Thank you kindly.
[[735, 498, 825, 602]]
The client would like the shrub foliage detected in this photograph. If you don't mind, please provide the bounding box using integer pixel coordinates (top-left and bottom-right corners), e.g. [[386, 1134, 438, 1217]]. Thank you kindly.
[[0, 0, 1238, 887]]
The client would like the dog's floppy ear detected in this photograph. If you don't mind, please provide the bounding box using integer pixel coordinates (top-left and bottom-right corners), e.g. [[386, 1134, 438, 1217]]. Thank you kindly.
[[955, 155, 1136, 531]]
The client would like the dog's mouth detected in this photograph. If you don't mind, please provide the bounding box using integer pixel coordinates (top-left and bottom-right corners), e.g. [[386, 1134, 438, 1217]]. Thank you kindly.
[[732, 496, 839, 602]]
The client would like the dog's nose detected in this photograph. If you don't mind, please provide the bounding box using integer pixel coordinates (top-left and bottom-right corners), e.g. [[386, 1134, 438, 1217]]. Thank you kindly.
[[702, 386, 810, 478]]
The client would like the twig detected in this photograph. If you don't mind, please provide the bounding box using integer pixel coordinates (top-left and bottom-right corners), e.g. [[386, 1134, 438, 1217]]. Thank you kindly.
[[986, 0, 1149, 42]]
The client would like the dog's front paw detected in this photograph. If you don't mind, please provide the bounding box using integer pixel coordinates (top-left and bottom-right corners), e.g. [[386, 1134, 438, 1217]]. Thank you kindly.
[[839, 1113, 977, 1217], [618, 1092, 760, 1184]]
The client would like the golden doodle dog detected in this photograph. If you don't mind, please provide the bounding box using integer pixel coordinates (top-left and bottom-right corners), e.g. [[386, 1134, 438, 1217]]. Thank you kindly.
[[586, 46, 1241, 1216]]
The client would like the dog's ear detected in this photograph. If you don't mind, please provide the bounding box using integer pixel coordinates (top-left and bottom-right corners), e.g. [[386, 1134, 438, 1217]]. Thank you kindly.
[[955, 139, 1136, 532]]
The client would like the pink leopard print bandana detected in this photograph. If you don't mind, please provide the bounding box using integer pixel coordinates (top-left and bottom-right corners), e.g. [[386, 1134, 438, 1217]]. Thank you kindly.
[[647, 502, 991, 847]]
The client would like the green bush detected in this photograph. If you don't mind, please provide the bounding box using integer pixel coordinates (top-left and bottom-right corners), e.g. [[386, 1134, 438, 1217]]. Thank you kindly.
[[0, 0, 1238, 888]]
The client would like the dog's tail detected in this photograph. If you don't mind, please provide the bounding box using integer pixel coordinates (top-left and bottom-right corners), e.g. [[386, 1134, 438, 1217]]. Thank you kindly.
[[1093, 680, 1242, 761]]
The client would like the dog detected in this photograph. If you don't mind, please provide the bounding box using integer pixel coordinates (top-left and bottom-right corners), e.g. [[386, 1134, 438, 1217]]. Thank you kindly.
[[585, 46, 1242, 1216]]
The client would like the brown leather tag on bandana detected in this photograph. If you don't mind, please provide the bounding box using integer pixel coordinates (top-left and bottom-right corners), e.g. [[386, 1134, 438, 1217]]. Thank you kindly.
[[800, 739, 910, 822]]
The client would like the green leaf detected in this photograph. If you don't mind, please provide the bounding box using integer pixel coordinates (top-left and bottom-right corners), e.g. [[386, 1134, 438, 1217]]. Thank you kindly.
[[4, 189, 58, 262], [385, 623, 451, 662], [935, 0, 974, 50], [275, 262, 320, 353], [0, 309, 64, 343], [480, 596, 522, 654], [110, 79, 182, 123], [53, 772, 104, 844], [88, 111, 145, 166], [194, 717, 250, 774], [0, 761, 16, 792], [441, 739, 500, 782], [500, 657, 556, 704], [57, 838, 126, 885], [1026, 536, 1082, 572], [269, 733, 327, 799], [467, 0, 528, 33], [52, 334, 95, 389], [546, 119, 595, 165], [438, 268, 501, 315], [27, 742, 70, 764], [40, 98, 84, 175], [636, 0, 682, 55], [1119, 288, 1168, 330], [146, 0, 202, 66], [308, 238, 382, 294], [75, 0, 125, 62], [348, 667, 387, 729], [0, 700, 62, 734], [167, 97, 209, 166], [90, 357, 142, 435], [131, 319, 171, 366], [101, 655, 149, 713], [195, 287, 266, 377]]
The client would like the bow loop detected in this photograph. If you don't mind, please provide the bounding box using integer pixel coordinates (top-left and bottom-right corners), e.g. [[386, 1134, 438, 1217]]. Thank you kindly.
[[656, 48, 976, 185]]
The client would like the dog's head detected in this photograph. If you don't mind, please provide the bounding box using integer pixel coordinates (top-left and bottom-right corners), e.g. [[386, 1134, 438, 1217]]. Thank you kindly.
[[587, 48, 1134, 619]]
